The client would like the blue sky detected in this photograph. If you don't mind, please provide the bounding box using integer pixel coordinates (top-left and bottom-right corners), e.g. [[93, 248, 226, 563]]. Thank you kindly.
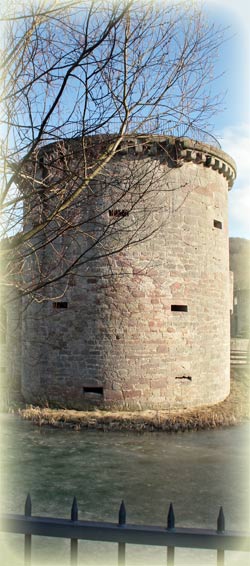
[[2, 0, 249, 240], [204, 0, 250, 239]]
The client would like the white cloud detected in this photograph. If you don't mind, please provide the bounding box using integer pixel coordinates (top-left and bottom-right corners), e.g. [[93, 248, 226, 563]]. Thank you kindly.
[[220, 124, 250, 238], [206, 0, 250, 24], [221, 124, 250, 183], [228, 184, 250, 238]]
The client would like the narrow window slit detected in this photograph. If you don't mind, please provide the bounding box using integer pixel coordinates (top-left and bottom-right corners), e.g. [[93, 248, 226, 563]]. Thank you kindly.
[[53, 302, 68, 309], [109, 209, 129, 218], [38, 155, 44, 168], [213, 220, 222, 229], [171, 305, 188, 312], [83, 387, 103, 396]]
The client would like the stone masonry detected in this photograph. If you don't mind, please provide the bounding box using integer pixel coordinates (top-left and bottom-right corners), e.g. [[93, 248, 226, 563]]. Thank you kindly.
[[17, 135, 236, 410]]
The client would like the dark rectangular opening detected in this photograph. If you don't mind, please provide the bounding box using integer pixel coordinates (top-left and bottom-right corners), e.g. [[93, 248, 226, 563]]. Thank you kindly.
[[109, 209, 129, 218], [83, 387, 104, 396], [213, 219, 222, 229], [171, 305, 188, 312], [53, 302, 68, 309]]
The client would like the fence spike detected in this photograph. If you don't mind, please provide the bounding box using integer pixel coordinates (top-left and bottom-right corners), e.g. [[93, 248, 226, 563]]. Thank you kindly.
[[71, 497, 78, 522], [217, 506, 225, 533], [119, 500, 126, 525], [25, 494, 32, 517], [167, 503, 175, 529]]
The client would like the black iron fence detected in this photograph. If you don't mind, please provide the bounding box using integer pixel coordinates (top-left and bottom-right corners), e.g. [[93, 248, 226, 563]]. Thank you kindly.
[[230, 349, 249, 366], [1, 495, 250, 566]]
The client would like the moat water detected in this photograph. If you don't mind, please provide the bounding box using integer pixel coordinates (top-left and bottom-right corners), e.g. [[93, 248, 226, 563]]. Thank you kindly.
[[0, 415, 249, 566]]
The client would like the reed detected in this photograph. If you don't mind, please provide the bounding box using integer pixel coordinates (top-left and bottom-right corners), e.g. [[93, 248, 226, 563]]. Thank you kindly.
[[18, 369, 249, 432]]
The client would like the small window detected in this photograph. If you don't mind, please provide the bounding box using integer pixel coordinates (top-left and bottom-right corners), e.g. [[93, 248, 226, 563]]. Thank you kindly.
[[38, 154, 48, 180], [171, 305, 188, 312], [213, 220, 222, 229], [53, 302, 68, 309], [109, 209, 129, 218], [83, 387, 103, 396]]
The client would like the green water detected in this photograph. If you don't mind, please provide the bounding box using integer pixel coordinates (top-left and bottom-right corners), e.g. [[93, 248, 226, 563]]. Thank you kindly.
[[0, 415, 249, 566]]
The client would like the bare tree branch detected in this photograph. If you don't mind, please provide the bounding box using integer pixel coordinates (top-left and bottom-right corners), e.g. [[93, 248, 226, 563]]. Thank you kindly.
[[0, 0, 226, 301]]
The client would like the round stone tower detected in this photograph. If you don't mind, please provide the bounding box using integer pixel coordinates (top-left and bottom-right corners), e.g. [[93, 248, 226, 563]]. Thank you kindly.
[[19, 135, 236, 410]]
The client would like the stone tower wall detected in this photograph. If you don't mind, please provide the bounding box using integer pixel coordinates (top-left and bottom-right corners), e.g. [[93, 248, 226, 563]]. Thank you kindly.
[[20, 136, 236, 409]]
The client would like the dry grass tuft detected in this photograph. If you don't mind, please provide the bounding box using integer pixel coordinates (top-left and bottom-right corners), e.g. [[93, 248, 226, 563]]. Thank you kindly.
[[19, 368, 249, 432]]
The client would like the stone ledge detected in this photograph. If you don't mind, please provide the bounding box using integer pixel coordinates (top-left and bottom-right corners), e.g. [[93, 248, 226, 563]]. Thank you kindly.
[[179, 148, 235, 188], [116, 135, 236, 189], [31, 134, 236, 190]]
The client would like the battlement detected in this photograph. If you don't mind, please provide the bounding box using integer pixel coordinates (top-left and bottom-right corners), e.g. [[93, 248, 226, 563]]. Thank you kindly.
[[19, 135, 236, 193], [17, 134, 235, 410]]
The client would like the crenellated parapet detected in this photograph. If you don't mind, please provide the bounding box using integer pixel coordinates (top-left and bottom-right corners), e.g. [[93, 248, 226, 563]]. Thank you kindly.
[[20, 134, 236, 193], [18, 133, 236, 411], [116, 135, 236, 189], [176, 137, 236, 188]]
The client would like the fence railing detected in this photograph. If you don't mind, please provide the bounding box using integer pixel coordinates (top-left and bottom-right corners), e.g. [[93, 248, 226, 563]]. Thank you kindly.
[[230, 349, 249, 366], [1, 495, 250, 566], [53, 116, 221, 149]]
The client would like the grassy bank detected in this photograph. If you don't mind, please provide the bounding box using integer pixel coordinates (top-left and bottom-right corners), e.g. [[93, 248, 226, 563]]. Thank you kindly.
[[18, 368, 250, 432]]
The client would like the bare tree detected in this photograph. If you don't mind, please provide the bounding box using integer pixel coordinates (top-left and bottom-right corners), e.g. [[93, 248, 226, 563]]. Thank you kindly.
[[0, 0, 224, 302]]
